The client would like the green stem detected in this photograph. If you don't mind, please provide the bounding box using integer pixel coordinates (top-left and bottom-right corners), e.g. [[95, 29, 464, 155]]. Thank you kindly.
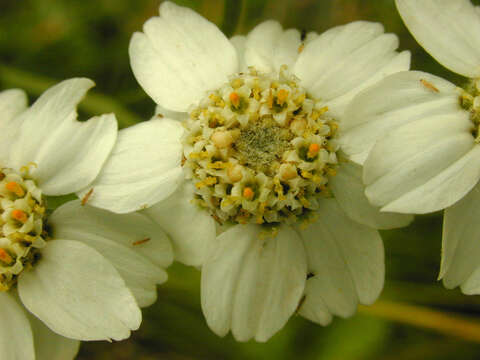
[[0, 64, 141, 128], [359, 300, 480, 343]]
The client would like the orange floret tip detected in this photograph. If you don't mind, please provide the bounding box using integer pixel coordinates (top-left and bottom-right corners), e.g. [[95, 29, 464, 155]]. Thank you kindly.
[[0, 249, 12, 264], [6, 181, 25, 197], [11, 209, 28, 223], [307, 143, 320, 158], [229, 92, 241, 108], [243, 187, 254, 200], [277, 89, 289, 104]]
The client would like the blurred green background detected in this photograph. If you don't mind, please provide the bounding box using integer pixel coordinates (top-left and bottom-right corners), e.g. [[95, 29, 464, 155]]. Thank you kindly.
[[2, 0, 480, 359]]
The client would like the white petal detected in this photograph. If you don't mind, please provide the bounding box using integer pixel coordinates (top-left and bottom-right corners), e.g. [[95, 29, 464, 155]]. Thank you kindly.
[[129, 1, 238, 112], [244, 20, 283, 74], [341, 71, 460, 164], [201, 224, 307, 342], [294, 21, 405, 116], [0, 89, 28, 165], [29, 315, 80, 360], [230, 35, 247, 72], [144, 181, 216, 267], [396, 0, 480, 77], [8, 78, 117, 195], [0, 293, 34, 360], [18, 240, 141, 341], [440, 183, 480, 292], [77, 118, 184, 214], [154, 104, 187, 121], [0, 88, 27, 124], [364, 112, 480, 214], [273, 28, 302, 72], [325, 51, 411, 118], [244, 23, 302, 75], [330, 159, 413, 229], [49, 200, 173, 307], [297, 199, 384, 324]]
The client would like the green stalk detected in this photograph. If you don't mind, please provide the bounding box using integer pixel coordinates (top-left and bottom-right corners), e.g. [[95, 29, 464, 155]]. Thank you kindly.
[[359, 300, 480, 343]]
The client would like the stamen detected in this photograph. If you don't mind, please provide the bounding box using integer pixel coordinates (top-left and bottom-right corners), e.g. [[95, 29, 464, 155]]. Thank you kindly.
[[307, 143, 320, 159], [6, 181, 25, 197], [229, 92, 241, 108], [276, 89, 289, 105], [11, 209, 28, 223], [243, 187, 254, 200], [0, 167, 47, 291], [0, 249, 13, 265]]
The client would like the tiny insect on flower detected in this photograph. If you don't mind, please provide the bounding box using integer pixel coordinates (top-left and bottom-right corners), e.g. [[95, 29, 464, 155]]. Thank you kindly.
[[420, 79, 439, 93], [81, 188, 94, 205]]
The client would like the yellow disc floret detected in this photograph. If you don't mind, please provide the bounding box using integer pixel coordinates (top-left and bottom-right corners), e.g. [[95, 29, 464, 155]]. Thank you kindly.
[[460, 78, 480, 141], [183, 66, 339, 225], [0, 167, 47, 291]]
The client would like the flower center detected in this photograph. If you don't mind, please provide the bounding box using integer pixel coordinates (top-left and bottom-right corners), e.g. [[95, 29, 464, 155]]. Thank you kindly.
[[460, 78, 480, 140], [183, 66, 339, 225], [0, 167, 47, 291]]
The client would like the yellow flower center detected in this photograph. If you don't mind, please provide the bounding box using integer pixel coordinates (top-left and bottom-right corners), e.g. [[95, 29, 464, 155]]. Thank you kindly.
[[460, 78, 480, 141], [0, 167, 47, 292], [183, 66, 339, 225]]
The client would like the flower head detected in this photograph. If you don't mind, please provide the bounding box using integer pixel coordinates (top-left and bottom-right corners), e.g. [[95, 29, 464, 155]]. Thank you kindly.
[[0, 80, 173, 359], [82, 1, 412, 341], [339, 0, 480, 296]]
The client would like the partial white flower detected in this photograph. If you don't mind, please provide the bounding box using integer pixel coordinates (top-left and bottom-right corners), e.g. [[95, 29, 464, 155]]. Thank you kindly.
[[341, 0, 480, 295], [82, 1, 412, 341], [0, 80, 173, 359]]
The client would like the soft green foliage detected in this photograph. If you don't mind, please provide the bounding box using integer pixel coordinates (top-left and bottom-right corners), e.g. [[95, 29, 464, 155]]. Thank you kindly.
[[2, 1, 480, 359]]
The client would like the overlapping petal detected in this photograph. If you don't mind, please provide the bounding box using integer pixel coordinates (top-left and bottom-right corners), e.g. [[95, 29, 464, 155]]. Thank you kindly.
[[18, 240, 141, 341], [201, 224, 307, 342], [364, 111, 480, 214], [396, 0, 480, 77], [294, 21, 409, 117], [341, 71, 460, 164], [49, 200, 173, 307], [441, 183, 480, 294], [155, 104, 187, 122], [230, 35, 247, 71], [298, 199, 384, 325], [129, 1, 238, 112], [0, 89, 27, 165], [8, 78, 117, 196], [144, 181, 216, 267], [244, 21, 283, 73], [0, 293, 34, 360], [29, 314, 80, 360], [329, 160, 413, 229], [244, 21, 303, 75], [77, 118, 184, 214]]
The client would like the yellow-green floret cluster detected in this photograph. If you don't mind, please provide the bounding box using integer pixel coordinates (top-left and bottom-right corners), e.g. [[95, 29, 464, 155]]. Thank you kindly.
[[460, 78, 480, 140], [0, 167, 47, 291], [183, 66, 340, 225]]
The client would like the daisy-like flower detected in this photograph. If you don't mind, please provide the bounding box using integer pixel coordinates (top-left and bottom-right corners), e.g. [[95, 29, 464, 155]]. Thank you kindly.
[[340, 0, 480, 295], [0, 80, 173, 359], [80, 2, 413, 341]]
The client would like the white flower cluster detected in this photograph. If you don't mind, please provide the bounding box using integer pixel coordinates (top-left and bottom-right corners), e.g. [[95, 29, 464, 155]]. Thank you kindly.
[[4, 0, 480, 358]]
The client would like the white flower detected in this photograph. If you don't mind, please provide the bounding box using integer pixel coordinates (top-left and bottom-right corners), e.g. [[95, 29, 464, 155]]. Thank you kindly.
[[81, 2, 412, 341], [340, 0, 480, 295], [0, 80, 173, 359]]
